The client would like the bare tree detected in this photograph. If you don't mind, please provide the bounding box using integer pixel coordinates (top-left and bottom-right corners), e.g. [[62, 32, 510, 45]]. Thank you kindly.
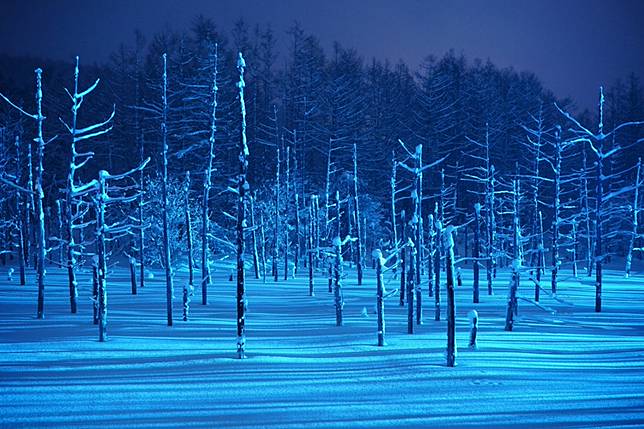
[[201, 43, 219, 304], [556, 87, 643, 312], [1, 68, 53, 319], [60, 56, 115, 314], [236, 52, 249, 359]]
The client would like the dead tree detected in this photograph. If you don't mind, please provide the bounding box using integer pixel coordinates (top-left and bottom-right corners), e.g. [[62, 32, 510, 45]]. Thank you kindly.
[[625, 158, 642, 278], [333, 191, 344, 326], [184, 172, 194, 321], [13, 135, 25, 285], [556, 87, 643, 312], [1, 69, 50, 318], [250, 195, 260, 279], [95, 159, 150, 341], [284, 145, 291, 280], [308, 196, 315, 296], [505, 180, 521, 331], [236, 52, 249, 359], [473, 203, 481, 303], [201, 43, 219, 304], [161, 53, 174, 326], [352, 143, 364, 285], [61, 56, 115, 315], [374, 249, 386, 346], [443, 225, 457, 367], [273, 145, 280, 282]]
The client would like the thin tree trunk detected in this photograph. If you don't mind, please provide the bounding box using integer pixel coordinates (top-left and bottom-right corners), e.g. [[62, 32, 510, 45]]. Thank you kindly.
[[505, 180, 521, 331], [161, 53, 174, 326], [551, 129, 562, 294], [260, 212, 267, 283], [250, 195, 260, 279], [407, 240, 416, 334], [352, 143, 363, 285], [97, 174, 108, 341], [595, 145, 603, 313], [201, 44, 218, 304], [473, 203, 481, 303], [273, 145, 280, 282], [294, 192, 301, 275], [375, 249, 385, 346], [65, 57, 83, 315], [434, 214, 442, 322], [13, 135, 25, 285], [427, 213, 434, 298], [535, 211, 544, 302], [626, 158, 641, 278], [129, 257, 137, 295], [444, 226, 456, 367], [333, 191, 344, 326], [400, 210, 406, 306], [92, 258, 98, 324], [236, 53, 249, 359], [308, 199, 315, 296], [34, 69, 46, 320], [184, 174, 194, 321]]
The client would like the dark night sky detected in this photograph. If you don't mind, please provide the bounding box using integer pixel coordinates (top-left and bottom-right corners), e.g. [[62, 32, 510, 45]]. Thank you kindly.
[[1, 0, 643, 110]]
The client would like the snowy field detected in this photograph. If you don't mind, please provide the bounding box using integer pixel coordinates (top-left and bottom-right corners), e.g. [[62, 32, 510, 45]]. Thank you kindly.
[[1, 263, 644, 428]]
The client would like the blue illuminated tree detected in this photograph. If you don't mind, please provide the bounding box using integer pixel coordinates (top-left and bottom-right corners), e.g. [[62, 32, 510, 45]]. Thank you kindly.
[[557, 87, 644, 312]]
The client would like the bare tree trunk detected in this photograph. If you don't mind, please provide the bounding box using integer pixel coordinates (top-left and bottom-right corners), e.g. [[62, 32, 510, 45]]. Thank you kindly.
[[161, 53, 174, 326], [407, 238, 416, 334], [65, 57, 84, 315], [97, 174, 108, 341], [294, 192, 301, 276], [581, 150, 593, 276], [201, 44, 218, 304], [293, 130, 301, 275], [535, 211, 544, 302], [313, 194, 320, 268], [486, 165, 496, 295], [443, 226, 456, 367], [324, 138, 332, 240], [551, 128, 562, 294], [390, 151, 398, 261], [34, 69, 46, 319], [13, 135, 25, 285], [400, 210, 406, 306], [273, 145, 280, 283], [505, 180, 521, 331], [427, 213, 435, 298], [284, 145, 290, 280], [184, 173, 194, 321], [415, 145, 423, 303], [308, 198, 315, 296], [352, 143, 363, 285], [250, 195, 260, 279], [626, 158, 641, 278], [473, 203, 481, 303], [236, 53, 249, 358], [1, 68, 47, 317], [56, 199, 63, 267], [333, 191, 344, 326], [595, 144, 603, 313], [434, 214, 442, 322], [129, 257, 137, 295], [375, 249, 385, 346], [92, 258, 98, 324], [571, 220, 578, 278]]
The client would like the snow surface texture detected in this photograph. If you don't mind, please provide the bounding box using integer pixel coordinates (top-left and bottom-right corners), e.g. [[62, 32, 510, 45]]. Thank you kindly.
[[1, 263, 644, 428]]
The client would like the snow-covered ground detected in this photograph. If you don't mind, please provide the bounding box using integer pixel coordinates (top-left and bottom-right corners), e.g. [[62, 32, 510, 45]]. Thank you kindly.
[[1, 262, 644, 428]]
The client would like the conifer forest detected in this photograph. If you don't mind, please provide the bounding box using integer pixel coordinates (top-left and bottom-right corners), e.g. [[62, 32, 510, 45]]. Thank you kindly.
[[1, 1, 644, 427]]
